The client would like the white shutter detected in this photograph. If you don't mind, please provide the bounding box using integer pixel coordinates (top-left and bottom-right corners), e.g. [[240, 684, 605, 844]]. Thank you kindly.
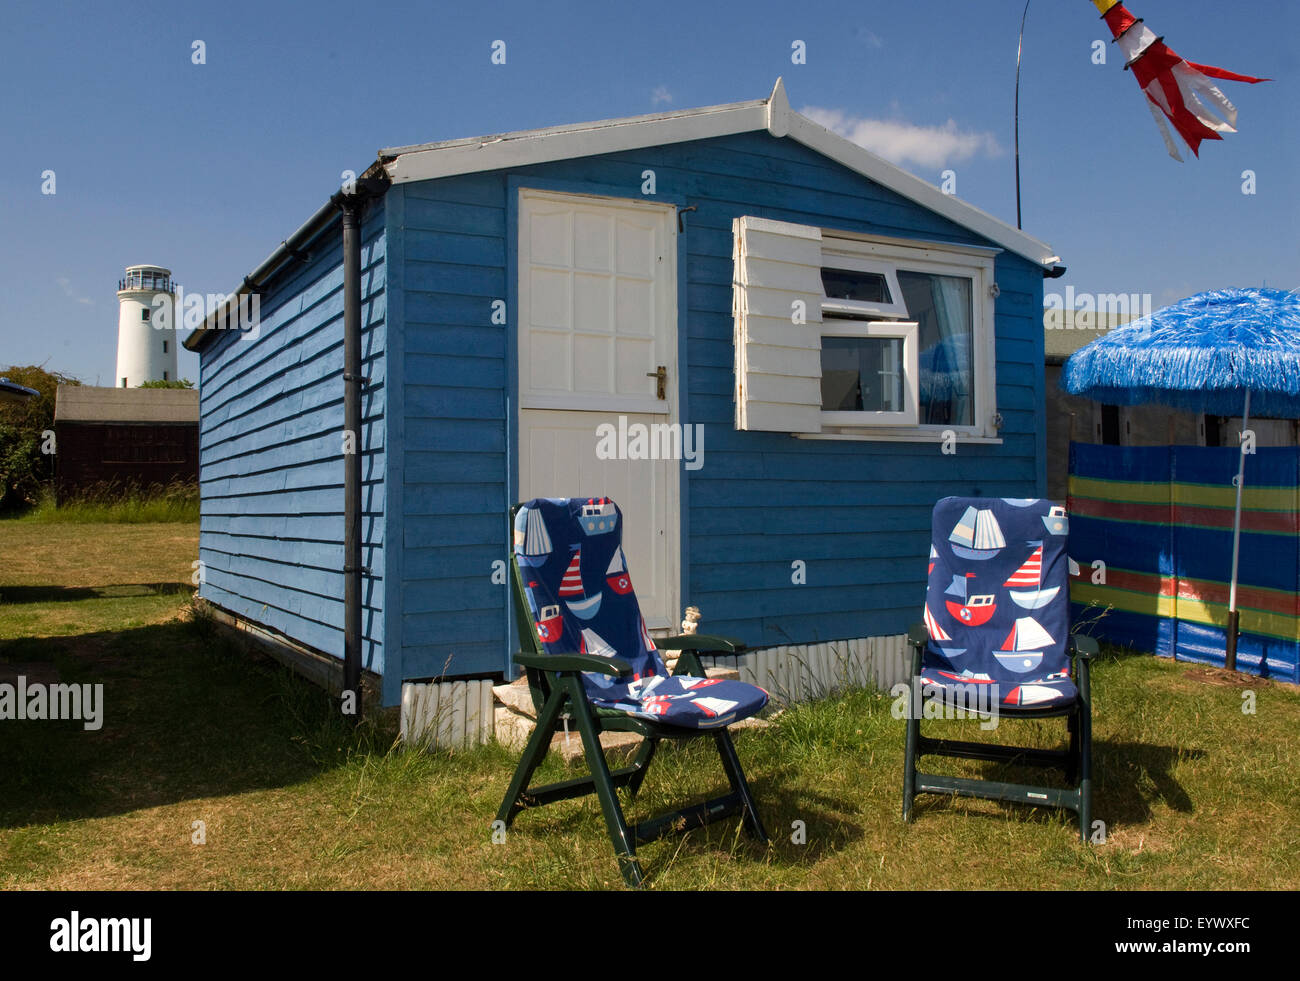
[[733, 216, 824, 433]]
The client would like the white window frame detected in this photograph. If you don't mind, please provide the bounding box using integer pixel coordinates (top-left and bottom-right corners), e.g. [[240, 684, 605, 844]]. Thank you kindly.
[[820, 318, 919, 426], [818, 251, 908, 320], [809, 232, 1000, 443]]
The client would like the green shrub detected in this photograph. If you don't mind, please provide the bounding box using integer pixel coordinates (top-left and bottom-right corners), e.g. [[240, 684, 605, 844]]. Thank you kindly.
[[137, 378, 195, 389], [0, 365, 80, 513]]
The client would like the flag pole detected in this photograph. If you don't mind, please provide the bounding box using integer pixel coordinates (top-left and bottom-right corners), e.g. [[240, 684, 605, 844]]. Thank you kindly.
[[1225, 389, 1250, 672], [1014, 0, 1030, 229]]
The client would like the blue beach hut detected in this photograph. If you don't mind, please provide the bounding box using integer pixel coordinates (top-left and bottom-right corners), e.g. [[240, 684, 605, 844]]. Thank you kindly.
[[182, 81, 1062, 725]]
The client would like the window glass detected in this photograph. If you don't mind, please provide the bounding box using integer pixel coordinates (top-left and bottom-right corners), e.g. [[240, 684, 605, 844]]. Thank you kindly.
[[821, 336, 905, 413], [821, 267, 890, 305], [898, 271, 973, 426]]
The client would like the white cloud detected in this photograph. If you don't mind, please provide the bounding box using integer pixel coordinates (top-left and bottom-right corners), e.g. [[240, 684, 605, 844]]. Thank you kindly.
[[800, 106, 1003, 171], [56, 276, 94, 306], [651, 85, 672, 107]]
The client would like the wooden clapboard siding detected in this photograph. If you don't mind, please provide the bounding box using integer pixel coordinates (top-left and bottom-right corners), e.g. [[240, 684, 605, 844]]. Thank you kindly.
[[392, 177, 511, 687], [392, 129, 1044, 683], [197, 199, 388, 679]]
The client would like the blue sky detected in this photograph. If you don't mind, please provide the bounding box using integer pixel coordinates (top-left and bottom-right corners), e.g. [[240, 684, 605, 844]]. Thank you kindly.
[[2, 0, 1295, 386]]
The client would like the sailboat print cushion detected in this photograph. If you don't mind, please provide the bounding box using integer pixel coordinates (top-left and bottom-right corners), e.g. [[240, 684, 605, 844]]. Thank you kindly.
[[921, 497, 1077, 711], [513, 497, 769, 729]]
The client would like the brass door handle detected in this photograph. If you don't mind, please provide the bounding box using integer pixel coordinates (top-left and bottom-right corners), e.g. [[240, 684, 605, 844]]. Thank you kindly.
[[647, 365, 666, 400]]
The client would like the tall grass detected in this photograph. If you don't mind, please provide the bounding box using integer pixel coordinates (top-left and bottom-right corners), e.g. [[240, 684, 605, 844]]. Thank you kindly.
[[13, 479, 199, 523]]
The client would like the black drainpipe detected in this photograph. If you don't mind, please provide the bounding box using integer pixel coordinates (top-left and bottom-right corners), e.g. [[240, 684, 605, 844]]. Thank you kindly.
[[333, 177, 388, 722]]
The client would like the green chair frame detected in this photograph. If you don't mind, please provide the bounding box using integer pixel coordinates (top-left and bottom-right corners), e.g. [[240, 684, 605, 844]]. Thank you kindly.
[[496, 506, 769, 887], [902, 624, 1099, 841]]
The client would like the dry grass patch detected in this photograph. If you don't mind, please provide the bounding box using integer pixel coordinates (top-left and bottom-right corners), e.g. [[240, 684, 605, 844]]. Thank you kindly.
[[0, 521, 197, 591]]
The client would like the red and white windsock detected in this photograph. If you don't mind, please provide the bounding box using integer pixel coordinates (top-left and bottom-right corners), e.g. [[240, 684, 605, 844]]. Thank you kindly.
[[1092, 0, 1268, 160]]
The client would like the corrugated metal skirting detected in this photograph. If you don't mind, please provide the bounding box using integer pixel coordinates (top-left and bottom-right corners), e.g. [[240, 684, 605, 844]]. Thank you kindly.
[[399, 679, 495, 750], [399, 633, 910, 749], [698, 634, 911, 706]]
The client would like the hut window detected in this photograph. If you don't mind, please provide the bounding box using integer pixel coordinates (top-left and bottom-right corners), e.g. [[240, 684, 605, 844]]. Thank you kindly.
[[733, 215, 999, 439], [818, 257, 907, 320], [822, 268, 888, 304], [820, 319, 918, 425], [815, 234, 993, 436]]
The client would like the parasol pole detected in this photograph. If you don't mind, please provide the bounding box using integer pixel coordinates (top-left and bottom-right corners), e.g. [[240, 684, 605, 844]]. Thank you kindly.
[[1225, 389, 1251, 672]]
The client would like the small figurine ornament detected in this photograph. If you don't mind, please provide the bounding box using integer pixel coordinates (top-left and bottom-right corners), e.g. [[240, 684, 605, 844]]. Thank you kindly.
[[681, 606, 701, 635]]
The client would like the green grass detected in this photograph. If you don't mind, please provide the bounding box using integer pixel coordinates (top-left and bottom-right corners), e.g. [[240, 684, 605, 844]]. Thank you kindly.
[[12, 481, 199, 524], [1, 521, 1298, 889]]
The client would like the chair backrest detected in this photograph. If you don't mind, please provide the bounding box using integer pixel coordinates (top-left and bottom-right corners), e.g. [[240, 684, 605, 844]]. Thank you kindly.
[[511, 498, 666, 697], [923, 497, 1072, 684]]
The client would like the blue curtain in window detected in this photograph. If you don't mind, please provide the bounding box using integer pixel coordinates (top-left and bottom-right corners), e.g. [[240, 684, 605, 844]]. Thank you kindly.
[[920, 275, 972, 426]]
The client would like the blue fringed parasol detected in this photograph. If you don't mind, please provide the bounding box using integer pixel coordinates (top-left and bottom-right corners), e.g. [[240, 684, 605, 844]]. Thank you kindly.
[[1061, 286, 1300, 670], [1062, 287, 1300, 417]]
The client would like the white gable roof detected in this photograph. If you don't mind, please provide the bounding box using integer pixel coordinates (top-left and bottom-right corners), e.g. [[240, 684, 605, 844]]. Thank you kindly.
[[379, 79, 1058, 268]]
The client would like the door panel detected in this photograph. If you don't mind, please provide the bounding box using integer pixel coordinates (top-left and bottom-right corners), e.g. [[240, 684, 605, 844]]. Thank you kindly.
[[517, 409, 675, 629], [519, 190, 672, 414], [517, 189, 679, 630]]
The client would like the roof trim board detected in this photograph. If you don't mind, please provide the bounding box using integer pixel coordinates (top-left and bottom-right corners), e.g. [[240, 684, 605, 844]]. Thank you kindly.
[[382, 99, 771, 183], [380, 79, 1056, 267]]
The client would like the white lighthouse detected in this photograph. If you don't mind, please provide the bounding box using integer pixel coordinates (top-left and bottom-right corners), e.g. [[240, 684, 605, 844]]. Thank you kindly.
[[115, 264, 178, 387]]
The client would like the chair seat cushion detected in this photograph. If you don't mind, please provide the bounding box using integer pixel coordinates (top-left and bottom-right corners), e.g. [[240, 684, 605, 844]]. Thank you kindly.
[[920, 667, 1078, 712], [589, 674, 768, 729]]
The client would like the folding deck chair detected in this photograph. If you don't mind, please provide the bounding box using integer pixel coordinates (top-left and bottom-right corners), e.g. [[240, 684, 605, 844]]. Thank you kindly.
[[497, 497, 770, 887], [903, 496, 1099, 840]]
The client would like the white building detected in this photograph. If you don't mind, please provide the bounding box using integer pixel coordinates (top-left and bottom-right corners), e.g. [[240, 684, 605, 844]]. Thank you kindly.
[[115, 264, 178, 387]]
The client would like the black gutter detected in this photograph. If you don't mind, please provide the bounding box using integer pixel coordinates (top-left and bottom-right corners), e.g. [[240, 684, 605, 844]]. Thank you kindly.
[[335, 178, 388, 722], [341, 196, 362, 719]]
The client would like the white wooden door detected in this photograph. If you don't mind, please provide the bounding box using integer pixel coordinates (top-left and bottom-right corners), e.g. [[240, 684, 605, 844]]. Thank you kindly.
[[517, 189, 679, 630]]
